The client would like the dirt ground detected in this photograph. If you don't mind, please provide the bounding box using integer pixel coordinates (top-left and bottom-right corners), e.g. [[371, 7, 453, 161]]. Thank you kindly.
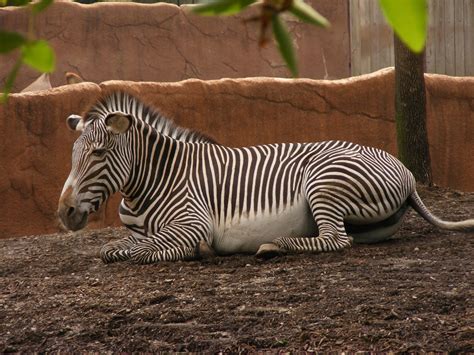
[[1, 186, 473, 352]]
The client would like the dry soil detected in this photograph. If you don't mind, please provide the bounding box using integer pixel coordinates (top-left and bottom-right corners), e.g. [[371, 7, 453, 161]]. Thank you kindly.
[[1, 186, 473, 352]]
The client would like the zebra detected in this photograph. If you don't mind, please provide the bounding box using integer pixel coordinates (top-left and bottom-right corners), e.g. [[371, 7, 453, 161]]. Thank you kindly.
[[58, 92, 474, 264]]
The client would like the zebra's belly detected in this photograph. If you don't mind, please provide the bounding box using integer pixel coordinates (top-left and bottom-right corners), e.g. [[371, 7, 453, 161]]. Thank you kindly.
[[343, 201, 404, 225], [346, 202, 410, 243], [212, 199, 318, 255]]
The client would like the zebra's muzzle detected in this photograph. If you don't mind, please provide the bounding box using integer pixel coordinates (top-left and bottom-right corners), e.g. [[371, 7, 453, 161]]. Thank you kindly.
[[58, 185, 90, 231], [58, 203, 89, 231]]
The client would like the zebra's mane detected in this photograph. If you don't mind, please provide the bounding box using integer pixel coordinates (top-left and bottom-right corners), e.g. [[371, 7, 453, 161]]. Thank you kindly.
[[84, 91, 217, 144]]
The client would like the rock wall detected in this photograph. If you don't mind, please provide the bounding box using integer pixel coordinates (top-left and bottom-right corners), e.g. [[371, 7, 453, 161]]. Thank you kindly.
[[0, 1, 349, 92], [1, 69, 473, 238]]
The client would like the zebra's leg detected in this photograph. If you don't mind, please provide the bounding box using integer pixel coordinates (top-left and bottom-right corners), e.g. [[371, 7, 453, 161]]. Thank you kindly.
[[129, 222, 212, 264], [130, 244, 198, 264], [277, 222, 351, 252], [100, 234, 140, 263], [129, 239, 216, 264], [256, 221, 352, 258], [257, 189, 353, 258]]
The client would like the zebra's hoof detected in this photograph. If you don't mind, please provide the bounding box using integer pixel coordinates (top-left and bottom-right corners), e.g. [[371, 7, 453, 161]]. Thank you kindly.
[[256, 243, 285, 259], [196, 240, 216, 259]]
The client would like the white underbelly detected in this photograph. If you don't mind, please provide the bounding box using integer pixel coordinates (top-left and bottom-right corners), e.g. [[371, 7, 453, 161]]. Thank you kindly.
[[212, 199, 318, 254]]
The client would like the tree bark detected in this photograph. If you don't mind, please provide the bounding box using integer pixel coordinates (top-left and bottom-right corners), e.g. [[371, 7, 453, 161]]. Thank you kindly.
[[394, 34, 432, 185]]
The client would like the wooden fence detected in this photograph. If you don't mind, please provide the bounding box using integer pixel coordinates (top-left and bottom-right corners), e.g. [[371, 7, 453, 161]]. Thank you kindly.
[[350, 0, 474, 76]]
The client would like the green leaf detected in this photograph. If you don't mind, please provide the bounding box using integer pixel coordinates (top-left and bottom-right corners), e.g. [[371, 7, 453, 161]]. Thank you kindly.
[[289, 0, 329, 28], [0, 31, 26, 53], [379, 0, 427, 53], [191, 0, 255, 16], [32, 0, 53, 13], [272, 15, 298, 77], [21, 40, 55, 72], [1, 60, 22, 104], [0, 0, 7, 6]]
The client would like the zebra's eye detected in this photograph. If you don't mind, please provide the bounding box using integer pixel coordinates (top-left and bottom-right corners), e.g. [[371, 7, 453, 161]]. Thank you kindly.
[[91, 148, 107, 157]]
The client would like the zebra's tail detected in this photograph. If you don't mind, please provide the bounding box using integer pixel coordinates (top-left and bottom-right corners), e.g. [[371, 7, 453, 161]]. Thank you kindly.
[[408, 190, 474, 232]]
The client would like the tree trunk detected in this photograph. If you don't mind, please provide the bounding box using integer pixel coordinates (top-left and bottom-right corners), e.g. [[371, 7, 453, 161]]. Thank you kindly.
[[394, 34, 432, 185]]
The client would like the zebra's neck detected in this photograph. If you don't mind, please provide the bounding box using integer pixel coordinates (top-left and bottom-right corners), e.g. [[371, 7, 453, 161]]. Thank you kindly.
[[85, 91, 216, 144], [120, 123, 185, 208]]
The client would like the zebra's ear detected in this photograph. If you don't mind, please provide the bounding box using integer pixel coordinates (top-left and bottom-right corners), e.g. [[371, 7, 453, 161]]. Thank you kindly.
[[105, 113, 132, 134], [66, 114, 85, 131]]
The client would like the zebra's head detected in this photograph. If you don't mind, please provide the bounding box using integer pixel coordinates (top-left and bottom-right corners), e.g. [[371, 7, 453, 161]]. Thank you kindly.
[[58, 112, 133, 231]]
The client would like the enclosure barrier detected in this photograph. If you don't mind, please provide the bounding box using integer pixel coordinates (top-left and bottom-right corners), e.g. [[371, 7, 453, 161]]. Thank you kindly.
[[0, 68, 473, 238], [2, 0, 471, 93], [0, 1, 349, 92]]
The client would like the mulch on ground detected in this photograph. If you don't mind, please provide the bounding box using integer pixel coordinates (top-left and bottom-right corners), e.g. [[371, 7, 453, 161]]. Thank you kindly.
[[1, 186, 473, 352]]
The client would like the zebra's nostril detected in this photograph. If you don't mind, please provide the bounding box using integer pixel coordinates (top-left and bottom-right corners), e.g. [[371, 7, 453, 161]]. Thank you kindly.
[[67, 206, 75, 217]]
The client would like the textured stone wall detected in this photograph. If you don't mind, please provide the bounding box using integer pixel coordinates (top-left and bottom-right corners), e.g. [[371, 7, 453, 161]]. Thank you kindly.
[[0, 69, 473, 238], [0, 1, 349, 92]]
